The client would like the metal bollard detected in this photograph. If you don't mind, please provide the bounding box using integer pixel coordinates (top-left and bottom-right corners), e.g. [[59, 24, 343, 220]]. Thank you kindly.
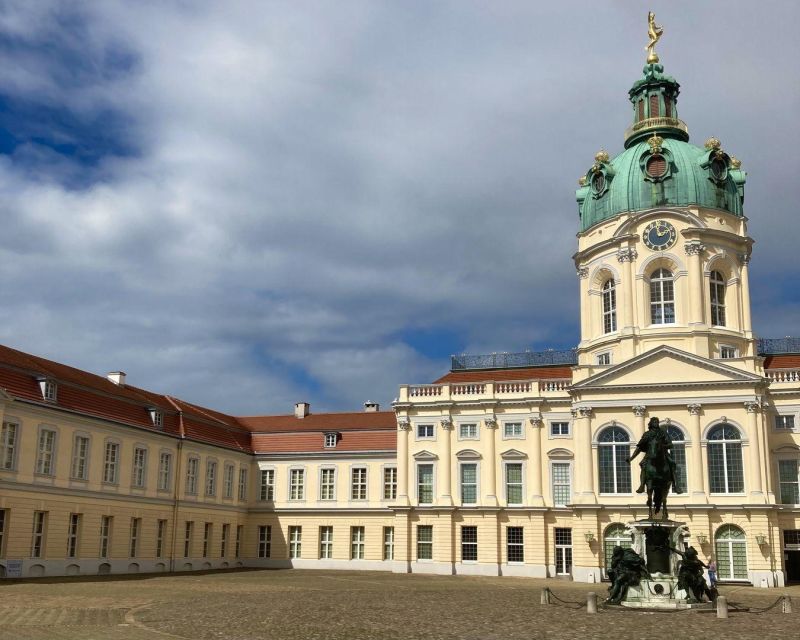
[[587, 592, 598, 614], [782, 594, 792, 614], [716, 595, 729, 619], [540, 588, 551, 605]]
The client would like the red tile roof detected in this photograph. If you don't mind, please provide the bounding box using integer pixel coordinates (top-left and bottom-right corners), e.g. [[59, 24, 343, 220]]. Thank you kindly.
[[251, 430, 396, 454], [237, 411, 397, 433], [434, 365, 573, 384], [763, 355, 800, 369]]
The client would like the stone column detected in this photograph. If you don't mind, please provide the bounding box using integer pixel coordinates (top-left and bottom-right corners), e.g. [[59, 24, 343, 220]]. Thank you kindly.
[[484, 416, 499, 505], [739, 254, 753, 337], [529, 415, 544, 505], [684, 241, 706, 326], [617, 248, 637, 331], [574, 407, 596, 503], [439, 417, 454, 505], [577, 267, 590, 342], [744, 401, 764, 500], [687, 404, 706, 501], [396, 419, 411, 505], [632, 405, 647, 440]]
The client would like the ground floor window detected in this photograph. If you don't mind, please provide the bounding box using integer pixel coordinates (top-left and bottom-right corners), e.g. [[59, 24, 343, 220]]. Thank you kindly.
[[0, 509, 6, 556], [319, 526, 333, 559], [289, 526, 302, 559], [258, 525, 272, 558], [555, 528, 572, 575], [351, 527, 365, 560], [603, 523, 631, 576], [715, 524, 747, 580], [383, 527, 394, 560], [235, 525, 243, 558], [506, 526, 524, 563], [461, 526, 478, 561], [417, 525, 433, 560]]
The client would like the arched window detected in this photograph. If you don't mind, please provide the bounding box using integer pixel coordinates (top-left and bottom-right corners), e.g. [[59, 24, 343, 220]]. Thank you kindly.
[[650, 268, 675, 324], [714, 525, 748, 580], [666, 426, 687, 494], [707, 424, 744, 493], [602, 279, 617, 334], [598, 427, 631, 494], [710, 271, 726, 326], [603, 523, 632, 577]]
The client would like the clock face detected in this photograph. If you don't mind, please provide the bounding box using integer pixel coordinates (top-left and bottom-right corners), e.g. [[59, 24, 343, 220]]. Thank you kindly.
[[642, 220, 677, 251]]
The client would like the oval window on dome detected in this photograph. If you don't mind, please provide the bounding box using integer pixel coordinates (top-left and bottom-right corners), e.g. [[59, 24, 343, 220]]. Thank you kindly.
[[591, 172, 605, 194], [710, 157, 727, 182], [645, 154, 668, 179]]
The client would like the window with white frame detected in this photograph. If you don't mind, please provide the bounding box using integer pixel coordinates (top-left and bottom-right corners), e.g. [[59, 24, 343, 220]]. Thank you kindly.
[[158, 452, 172, 491], [650, 268, 675, 324], [602, 279, 617, 333], [235, 525, 243, 558], [506, 526, 524, 563], [324, 432, 337, 448], [35, 428, 56, 475], [383, 526, 394, 560], [778, 459, 800, 504], [719, 345, 738, 359], [130, 518, 141, 557], [31, 511, 46, 558], [461, 526, 478, 561], [41, 379, 57, 401], [258, 525, 272, 558], [710, 270, 726, 327], [554, 528, 573, 575], [132, 447, 147, 488], [597, 427, 631, 494], [151, 410, 163, 429], [775, 415, 796, 430], [666, 426, 687, 494], [503, 422, 523, 439], [103, 442, 120, 484], [205, 460, 217, 497], [0, 509, 5, 556], [289, 526, 302, 558], [351, 467, 367, 500], [383, 467, 397, 500], [71, 435, 90, 480], [505, 463, 523, 505], [259, 469, 275, 501], [707, 424, 744, 493], [550, 421, 570, 437], [351, 526, 365, 559], [238, 467, 248, 501], [202, 522, 212, 557], [715, 524, 748, 580], [183, 521, 193, 557], [1, 421, 18, 470], [603, 524, 632, 576], [100, 516, 112, 558], [319, 526, 333, 559], [460, 463, 478, 504], [417, 525, 433, 560], [320, 468, 336, 500], [417, 423, 434, 439], [220, 523, 229, 557], [551, 462, 571, 506], [417, 464, 434, 504], [67, 513, 80, 558], [185, 457, 199, 494], [223, 463, 235, 499], [596, 352, 611, 365], [156, 519, 167, 558], [459, 423, 478, 440], [289, 468, 305, 500]]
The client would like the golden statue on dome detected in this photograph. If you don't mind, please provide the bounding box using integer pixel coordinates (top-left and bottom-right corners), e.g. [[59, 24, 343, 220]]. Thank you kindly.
[[646, 11, 663, 64]]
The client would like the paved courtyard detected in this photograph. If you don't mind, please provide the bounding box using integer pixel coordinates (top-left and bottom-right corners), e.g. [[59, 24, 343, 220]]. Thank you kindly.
[[1, 569, 798, 640]]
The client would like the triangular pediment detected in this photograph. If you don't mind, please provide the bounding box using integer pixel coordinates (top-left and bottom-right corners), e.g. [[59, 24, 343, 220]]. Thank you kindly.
[[573, 346, 763, 391], [413, 450, 438, 461], [500, 448, 527, 460]]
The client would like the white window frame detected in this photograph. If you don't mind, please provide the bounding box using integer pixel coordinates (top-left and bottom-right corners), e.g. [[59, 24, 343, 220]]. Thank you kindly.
[[130, 517, 141, 557], [1, 420, 19, 471], [383, 526, 394, 560], [0, 509, 6, 556], [319, 467, 337, 501], [350, 526, 365, 560], [382, 466, 397, 500], [183, 521, 193, 558], [775, 414, 797, 431], [601, 278, 617, 334], [185, 456, 199, 495], [67, 513, 81, 558], [70, 433, 90, 480], [289, 525, 302, 559], [506, 526, 524, 564], [132, 446, 148, 488], [416, 423, 435, 440], [649, 267, 676, 325], [156, 519, 167, 558], [459, 461, 479, 505], [416, 525, 433, 561], [100, 515, 112, 558], [31, 511, 47, 558], [709, 270, 726, 327], [502, 421, 524, 440], [258, 525, 272, 558], [205, 459, 218, 497], [707, 424, 745, 495], [103, 440, 121, 485], [596, 351, 612, 365], [458, 422, 479, 441], [39, 378, 57, 402], [719, 344, 738, 359], [202, 522, 212, 557], [549, 421, 571, 438], [238, 467, 248, 501], [319, 525, 333, 559], [324, 432, 337, 448], [259, 468, 275, 501], [235, 525, 243, 558], [461, 525, 478, 562], [778, 458, 800, 505], [550, 461, 572, 507], [223, 463, 235, 499], [503, 461, 525, 506], [158, 451, 173, 491], [288, 467, 305, 501], [350, 466, 368, 501], [220, 523, 230, 557], [416, 462, 435, 505], [35, 426, 57, 476]]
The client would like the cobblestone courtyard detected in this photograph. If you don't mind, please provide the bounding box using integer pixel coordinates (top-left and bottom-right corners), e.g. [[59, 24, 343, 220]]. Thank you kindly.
[[1, 570, 798, 640]]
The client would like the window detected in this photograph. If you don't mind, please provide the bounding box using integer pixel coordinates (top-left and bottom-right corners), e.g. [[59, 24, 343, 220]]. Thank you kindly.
[[383, 527, 394, 560], [156, 520, 167, 558], [779, 460, 800, 504], [71, 435, 90, 480], [41, 379, 57, 401], [185, 457, 199, 494], [223, 464, 234, 499], [258, 525, 272, 558], [238, 467, 248, 501], [503, 422, 523, 439], [351, 526, 365, 559], [461, 526, 478, 561], [602, 279, 617, 333], [598, 427, 631, 494], [158, 452, 172, 491], [649, 93, 660, 117], [205, 461, 217, 496], [203, 523, 212, 557], [324, 433, 337, 448], [506, 526, 524, 563], [714, 525, 747, 580], [130, 518, 141, 557], [710, 271, 726, 326], [459, 423, 478, 439], [351, 467, 367, 500], [460, 463, 478, 504], [417, 464, 434, 504], [775, 415, 796, 430], [67, 514, 81, 558], [719, 345, 738, 359], [650, 268, 675, 324], [151, 410, 163, 429], [603, 524, 632, 576], [666, 426, 687, 494], [132, 447, 147, 488], [183, 521, 193, 558], [103, 442, 120, 484], [31, 511, 47, 558], [383, 467, 397, 500], [100, 516, 112, 558], [707, 424, 744, 493], [417, 525, 433, 560], [596, 352, 611, 365], [35, 428, 56, 475], [320, 468, 336, 500], [221, 523, 229, 557], [417, 423, 434, 439], [289, 526, 302, 559], [235, 525, 243, 558], [551, 462, 571, 506], [550, 421, 570, 437], [289, 469, 305, 500], [319, 526, 333, 559], [259, 469, 275, 501], [554, 528, 573, 575], [0, 509, 6, 556], [1, 421, 18, 470], [505, 463, 523, 505]]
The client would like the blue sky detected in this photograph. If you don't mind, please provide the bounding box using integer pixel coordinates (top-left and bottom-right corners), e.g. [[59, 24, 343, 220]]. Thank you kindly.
[[0, 1, 798, 414]]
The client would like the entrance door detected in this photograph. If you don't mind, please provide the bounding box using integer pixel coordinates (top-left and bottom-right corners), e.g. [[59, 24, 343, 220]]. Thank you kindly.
[[784, 530, 800, 583], [555, 528, 572, 576]]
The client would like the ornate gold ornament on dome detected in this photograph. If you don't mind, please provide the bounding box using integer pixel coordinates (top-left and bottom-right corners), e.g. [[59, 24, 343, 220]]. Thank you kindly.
[[646, 11, 663, 64], [647, 135, 664, 153], [704, 137, 721, 151], [730, 156, 742, 169], [578, 176, 587, 186]]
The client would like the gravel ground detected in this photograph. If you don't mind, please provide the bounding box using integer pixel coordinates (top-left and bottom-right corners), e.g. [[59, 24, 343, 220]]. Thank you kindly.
[[1, 569, 798, 640]]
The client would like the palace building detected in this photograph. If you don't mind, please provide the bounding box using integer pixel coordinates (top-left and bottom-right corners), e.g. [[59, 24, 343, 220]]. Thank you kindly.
[[2, 40, 800, 586]]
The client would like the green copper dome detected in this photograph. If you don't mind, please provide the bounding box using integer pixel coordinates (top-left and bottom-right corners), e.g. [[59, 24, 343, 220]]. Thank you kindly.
[[576, 62, 746, 232]]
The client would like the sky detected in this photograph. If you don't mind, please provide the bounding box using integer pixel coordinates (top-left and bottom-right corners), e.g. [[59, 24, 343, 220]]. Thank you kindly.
[[0, 1, 798, 416]]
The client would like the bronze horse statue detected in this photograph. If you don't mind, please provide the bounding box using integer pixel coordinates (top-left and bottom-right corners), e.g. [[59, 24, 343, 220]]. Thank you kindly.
[[627, 417, 678, 520]]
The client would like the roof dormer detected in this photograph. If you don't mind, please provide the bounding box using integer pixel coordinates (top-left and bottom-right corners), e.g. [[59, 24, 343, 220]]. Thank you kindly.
[[37, 377, 57, 402]]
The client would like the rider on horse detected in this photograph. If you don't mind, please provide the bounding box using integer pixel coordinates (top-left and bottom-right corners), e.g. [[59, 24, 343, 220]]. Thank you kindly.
[[628, 417, 682, 495]]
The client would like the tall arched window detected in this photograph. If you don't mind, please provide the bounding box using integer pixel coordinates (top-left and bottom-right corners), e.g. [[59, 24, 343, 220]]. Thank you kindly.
[[710, 271, 726, 326], [602, 279, 617, 333], [714, 525, 748, 580], [598, 427, 631, 494], [650, 268, 675, 324], [666, 425, 687, 494], [707, 424, 744, 493], [603, 523, 632, 577]]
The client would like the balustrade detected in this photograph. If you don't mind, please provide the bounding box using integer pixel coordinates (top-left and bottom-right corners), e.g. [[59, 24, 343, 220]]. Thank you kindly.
[[767, 369, 800, 383]]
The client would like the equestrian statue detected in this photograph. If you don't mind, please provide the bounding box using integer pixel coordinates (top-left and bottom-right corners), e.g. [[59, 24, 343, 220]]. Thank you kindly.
[[626, 417, 682, 520]]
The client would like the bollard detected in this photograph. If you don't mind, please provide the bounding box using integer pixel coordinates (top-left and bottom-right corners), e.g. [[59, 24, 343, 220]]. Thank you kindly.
[[782, 594, 792, 614], [587, 592, 598, 614], [716, 595, 729, 619], [540, 588, 551, 605]]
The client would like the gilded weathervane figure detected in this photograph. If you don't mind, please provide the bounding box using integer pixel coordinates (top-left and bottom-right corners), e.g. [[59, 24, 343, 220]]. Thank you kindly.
[[646, 11, 663, 64]]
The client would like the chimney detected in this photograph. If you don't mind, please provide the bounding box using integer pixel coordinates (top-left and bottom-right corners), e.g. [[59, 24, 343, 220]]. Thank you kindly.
[[294, 402, 310, 418], [107, 371, 126, 386], [364, 401, 379, 412]]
